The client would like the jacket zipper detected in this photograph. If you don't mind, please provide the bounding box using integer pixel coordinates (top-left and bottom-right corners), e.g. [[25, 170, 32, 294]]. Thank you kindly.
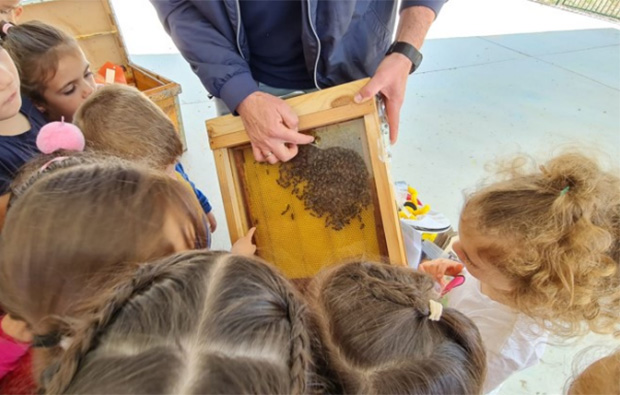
[[234, 0, 246, 60], [306, 0, 321, 90]]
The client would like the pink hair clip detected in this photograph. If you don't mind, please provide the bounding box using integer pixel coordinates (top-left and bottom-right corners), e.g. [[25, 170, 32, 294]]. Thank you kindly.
[[440, 274, 466, 297], [36, 117, 85, 154]]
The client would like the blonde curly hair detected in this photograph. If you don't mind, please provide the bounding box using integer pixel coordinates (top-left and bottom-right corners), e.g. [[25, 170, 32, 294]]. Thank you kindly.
[[462, 152, 620, 337]]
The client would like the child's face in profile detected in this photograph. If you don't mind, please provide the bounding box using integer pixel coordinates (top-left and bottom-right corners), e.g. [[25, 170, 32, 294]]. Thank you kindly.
[[453, 217, 515, 293], [38, 47, 96, 122], [0, 47, 21, 121], [0, 0, 22, 24]]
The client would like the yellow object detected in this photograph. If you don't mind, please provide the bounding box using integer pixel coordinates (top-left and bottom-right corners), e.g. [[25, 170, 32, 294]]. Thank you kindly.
[[422, 233, 438, 242], [399, 186, 430, 220], [239, 126, 383, 279]]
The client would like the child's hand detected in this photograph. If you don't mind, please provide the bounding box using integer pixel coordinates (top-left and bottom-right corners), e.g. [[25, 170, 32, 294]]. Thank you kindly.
[[207, 211, 217, 233], [1, 314, 33, 344], [419, 258, 464, 287], [231, 227, 256, 256]]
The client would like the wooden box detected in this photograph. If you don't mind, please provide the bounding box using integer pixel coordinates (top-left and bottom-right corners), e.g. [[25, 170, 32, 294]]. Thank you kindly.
[[20, 0, 186, 146], [206, 79, 406, 279]]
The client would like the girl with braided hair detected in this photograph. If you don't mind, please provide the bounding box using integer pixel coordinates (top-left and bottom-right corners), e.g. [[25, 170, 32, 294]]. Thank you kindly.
[[420, 152, 620, 393], [42, 251, 312, 394], [0, 161, 208, 391], [306, 261, 487, 394]]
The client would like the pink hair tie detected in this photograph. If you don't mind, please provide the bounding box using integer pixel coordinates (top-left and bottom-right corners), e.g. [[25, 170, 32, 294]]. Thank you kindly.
[[39, 156, 69, 172], [2, 22, 13, 36]]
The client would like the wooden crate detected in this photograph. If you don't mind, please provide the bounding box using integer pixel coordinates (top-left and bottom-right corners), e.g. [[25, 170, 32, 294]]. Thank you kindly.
[[207, 79, 406, 279], [20, 0, 186, 147]]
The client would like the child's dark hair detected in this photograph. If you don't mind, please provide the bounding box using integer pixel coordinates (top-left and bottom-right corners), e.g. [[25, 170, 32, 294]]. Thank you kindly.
[[8, 150, 122, 207], [40, 251, 311, 394], [307, 261, 487, 394], [0, 20, 79, 104], [462, 152, 620, 336]]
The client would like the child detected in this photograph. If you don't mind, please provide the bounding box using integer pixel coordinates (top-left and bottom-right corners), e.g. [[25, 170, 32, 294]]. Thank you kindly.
[[73, 83, 217, 232], [0, 44, 46, 229], [0, 20, 96, 122], [7, 247, 310, 393], [420, 152, 620, 393], [567, 349, 620, 394], [0, 160, 210, 388], [307, 261, 487, 394], [0, 0, 22, 24]]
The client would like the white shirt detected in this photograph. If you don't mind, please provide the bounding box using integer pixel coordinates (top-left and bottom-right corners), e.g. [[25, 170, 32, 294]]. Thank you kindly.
[[447, 271, 548, 394]]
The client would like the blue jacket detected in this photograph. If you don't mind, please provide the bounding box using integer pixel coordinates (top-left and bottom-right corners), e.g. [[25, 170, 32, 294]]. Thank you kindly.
[[175, 162, 212, 215], [151, 0, 446, 112]]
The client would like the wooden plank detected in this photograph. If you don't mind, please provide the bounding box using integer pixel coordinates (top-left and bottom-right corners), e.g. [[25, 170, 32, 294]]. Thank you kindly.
[[363, 113, 407, 266], [214, 149, 247, 244], [208, 99, 375, 150], [21, 0, 130, 70], [206, 78, 370, 141]]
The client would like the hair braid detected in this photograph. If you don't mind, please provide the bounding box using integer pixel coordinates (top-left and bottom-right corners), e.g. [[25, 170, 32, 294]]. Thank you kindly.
[[43, 258, 183, 394], [359, 265, 436, 316], [285, 287, 310, 395]]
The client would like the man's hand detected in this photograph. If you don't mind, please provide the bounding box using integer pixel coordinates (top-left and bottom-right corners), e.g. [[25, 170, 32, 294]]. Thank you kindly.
[[354, 54, 411, 144], [354, 5, 435, 144], [419, 258, 464, 288], [237, 92, 314, 163]]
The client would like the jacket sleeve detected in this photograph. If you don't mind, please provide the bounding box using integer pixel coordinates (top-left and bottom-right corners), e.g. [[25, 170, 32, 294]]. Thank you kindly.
[[400, 0, 448, 18], [150, 0, 258, 112], [174, 163, 213, 215]]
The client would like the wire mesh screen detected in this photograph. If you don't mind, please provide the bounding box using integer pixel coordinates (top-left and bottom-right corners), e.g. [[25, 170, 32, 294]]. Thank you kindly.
[[530, 0, 619, 19], [234, 118, 388, 279]]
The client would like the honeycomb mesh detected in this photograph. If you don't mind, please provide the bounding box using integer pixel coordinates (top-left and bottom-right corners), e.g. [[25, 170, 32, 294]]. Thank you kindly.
[[235, 118, 387, 278]]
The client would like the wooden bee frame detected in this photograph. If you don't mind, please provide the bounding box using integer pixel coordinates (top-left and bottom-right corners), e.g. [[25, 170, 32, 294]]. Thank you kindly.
[[207, 79, 406, 278]]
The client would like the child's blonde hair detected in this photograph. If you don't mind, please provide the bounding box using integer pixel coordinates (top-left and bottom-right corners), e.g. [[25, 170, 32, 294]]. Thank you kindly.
[[0, 20, 79, 105], [73, 84, 183, 169], [462, 152, 620, 336], [42, 251, 311, 394], [307, 261, 487, 393], [568, 348, 620, 394], [0, 161, 208, 348]]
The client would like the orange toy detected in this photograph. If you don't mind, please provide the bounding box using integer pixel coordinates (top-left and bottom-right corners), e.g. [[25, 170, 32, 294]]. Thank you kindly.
[[95, 61, 127, 85]]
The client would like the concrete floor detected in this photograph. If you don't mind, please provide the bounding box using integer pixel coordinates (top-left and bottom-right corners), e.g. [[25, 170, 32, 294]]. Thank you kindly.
[[114, 0, 619, 393]]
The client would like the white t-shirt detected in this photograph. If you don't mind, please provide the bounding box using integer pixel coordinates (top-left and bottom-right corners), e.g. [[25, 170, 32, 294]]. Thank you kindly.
[[447, 271, 548, 394]]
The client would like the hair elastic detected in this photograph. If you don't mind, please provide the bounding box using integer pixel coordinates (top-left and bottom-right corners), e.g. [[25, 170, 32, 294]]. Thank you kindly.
[[1, 21, 13, 36], [32, 332, 61, 348], [39, 156, 69, 172], [560, 186, 570, 196], [428, 299, 443, 321]]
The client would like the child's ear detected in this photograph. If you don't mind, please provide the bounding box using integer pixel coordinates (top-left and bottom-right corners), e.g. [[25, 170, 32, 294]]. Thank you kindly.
[[14, 7, 23, 20], [34, 102, 47, 114]]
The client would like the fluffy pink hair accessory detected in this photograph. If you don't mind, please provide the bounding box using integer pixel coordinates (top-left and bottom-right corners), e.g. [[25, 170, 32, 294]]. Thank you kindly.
[[36, 117, 85, 154]]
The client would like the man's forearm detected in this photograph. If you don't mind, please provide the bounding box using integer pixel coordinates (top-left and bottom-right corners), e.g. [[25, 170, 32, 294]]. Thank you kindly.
[[395, 6, 436, 50]]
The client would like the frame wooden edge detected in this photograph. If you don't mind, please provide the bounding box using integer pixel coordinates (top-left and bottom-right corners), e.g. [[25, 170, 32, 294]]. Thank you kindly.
[[205, 78, 372, 149], [213, 148, 248, 244], [207, 99, 375, 150], [363, 113, 407, 266]]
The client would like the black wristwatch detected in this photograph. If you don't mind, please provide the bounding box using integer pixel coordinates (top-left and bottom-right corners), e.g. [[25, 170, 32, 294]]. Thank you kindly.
[[386, 41, 423, 74]]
